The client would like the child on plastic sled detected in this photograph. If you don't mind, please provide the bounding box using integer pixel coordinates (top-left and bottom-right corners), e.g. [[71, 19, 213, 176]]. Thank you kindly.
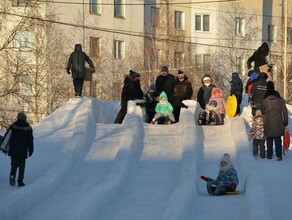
[[197, 100, 222, 125], [209, 87, 226, 124], [200, 153, 238, 196], [150, 91, 176, 124]]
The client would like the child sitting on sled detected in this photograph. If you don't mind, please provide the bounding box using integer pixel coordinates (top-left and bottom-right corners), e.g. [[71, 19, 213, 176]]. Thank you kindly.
[[209, 87, 226, 124], [150, 91, 175, 124], [197, 100, 222, 125], [200, 153, 239, 196]]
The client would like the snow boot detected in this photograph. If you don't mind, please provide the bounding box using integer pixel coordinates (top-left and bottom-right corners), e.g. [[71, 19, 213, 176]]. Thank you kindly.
[[9, 175, 15, 186], [206, 182, 214, 195], [198, 111, 207, 125], [18, 180, 25, 187], [209, 111, 217, 125]]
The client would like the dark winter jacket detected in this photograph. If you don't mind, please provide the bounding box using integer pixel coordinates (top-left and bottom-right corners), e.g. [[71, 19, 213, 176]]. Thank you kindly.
[[250, 73, 268, 112], [6, 120, 34, 159], [172, 76, 193, 107], [120, 75, 143, 107], [197, 74, 216, 109], [230, 72, 243, 97], [247, 42, 269, 70], [263, 90, 288, 137], [67, 44, 95, 79], [155, 73, 175, 103]]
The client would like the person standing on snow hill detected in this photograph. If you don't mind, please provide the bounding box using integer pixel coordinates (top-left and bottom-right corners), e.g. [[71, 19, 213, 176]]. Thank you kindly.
[[4, 112, 34, 187], [172, 70, 193, 122], [144, 84, 160, 123], [263, 81, 288, 161], [230, 72, 243, 115], [155, 66, 175, 104], [247, 42, 270, 71], [197, 74, 216, 110], [114, 70, 144, 124], [200, 153, 238, 196], [150, 91, 175, 124], [249, 110, 266, 159], [66, 44, 95, 97]]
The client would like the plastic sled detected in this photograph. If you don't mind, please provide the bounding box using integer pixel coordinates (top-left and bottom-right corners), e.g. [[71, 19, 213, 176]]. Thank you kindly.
[[226, 95, 237, 118]]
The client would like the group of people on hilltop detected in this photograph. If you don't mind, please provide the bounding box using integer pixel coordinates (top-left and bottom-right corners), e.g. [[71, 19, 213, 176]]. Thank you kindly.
[[114, 65, 193, 124], [246, 42, 288, 161]]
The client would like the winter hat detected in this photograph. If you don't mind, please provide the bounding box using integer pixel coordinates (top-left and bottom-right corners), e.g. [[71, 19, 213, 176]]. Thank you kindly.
[[203, 76, 211, 82], [149, 84, 156, 92], [159, 91, 168, 101], [177, 70, 184, 74], [129, 70, 140, 79], [161, 66, 168, 72], [17, 112, 27, 122], [220, 153, 233, 171], [250, 72, 258, 81], [209, 100, 218, 107], [255, 109, 262, 116], [267, 81, 275, 91]]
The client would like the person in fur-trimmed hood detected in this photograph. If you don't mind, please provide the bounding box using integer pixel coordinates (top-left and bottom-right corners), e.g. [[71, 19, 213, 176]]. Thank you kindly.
[[5, 112, 34, 187], [197, 74, 216, 110], [249, 110, 265, 158], [200, 153, 239, 195], [263, 81, 288, 161]]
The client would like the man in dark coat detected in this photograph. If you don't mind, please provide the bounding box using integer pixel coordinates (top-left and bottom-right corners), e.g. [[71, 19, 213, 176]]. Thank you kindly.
[[250, 72, 268, 116], [230, 72, 243, 115], [155, 66, 175, 104], [263, 81, 288, 161], [5, 112, 34, 187], [114, 70, 144, 124], [66, 44, 95, 97], [247, 42, 270, 70], [172, 70, 193, 122], [197, 74, 216, 110]]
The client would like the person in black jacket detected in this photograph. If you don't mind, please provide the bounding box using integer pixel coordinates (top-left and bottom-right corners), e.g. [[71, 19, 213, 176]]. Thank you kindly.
[[197, 74, 216, 110], [66, 44, 95, 97], [230, 72, 243, 115], [172, 70, 193, 122], [114, 70, 144, 124], [250, 72, 268, 116], [155, 66, 175, 104], [247, 42, 270, 71], [5, 112, 34, 187]]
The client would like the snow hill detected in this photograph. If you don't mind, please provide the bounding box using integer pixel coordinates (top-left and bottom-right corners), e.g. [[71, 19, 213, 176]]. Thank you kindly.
[[0, 95, 291, 220]]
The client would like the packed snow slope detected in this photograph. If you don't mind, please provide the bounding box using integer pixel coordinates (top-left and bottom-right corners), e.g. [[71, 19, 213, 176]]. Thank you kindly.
[[0, 95, 291, 220]]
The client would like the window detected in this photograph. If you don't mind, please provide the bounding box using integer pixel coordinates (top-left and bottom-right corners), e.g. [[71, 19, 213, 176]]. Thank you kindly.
[[90, 37, 101, 58], [151, 7, 159, 27], [175, 11, 184, 30], [14, 31, 33, 51], [268, 25, 277, 42], [195, 14, 210, 32], [19, 75, 33, 96], [174, 52, 184, 68], [12, 0, 30, 7], [288, 27, 292, 45], [235, 17, 245, 37], [114, 0, 124, 18], [114, 40, 125, 59], [195, 54, 211, 66], [90, 0, 101, 15]]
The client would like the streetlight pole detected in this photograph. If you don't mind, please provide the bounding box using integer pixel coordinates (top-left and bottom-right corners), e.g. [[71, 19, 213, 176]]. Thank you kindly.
[[283, 0, 288, 100]]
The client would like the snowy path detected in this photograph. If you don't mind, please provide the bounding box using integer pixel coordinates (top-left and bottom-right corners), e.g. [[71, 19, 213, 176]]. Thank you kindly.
[[20, 124, 124, 220], [99, 123, 182, 220], [192, 120, 248, 220]]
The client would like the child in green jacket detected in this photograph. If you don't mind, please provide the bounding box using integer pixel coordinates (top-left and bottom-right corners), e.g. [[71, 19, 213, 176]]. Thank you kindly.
[[150, 91, 176, 124]]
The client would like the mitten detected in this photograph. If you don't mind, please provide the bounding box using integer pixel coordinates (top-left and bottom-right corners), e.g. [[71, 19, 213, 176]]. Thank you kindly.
[[181, 103, 188, 108], [284, 122, 288, 127], [200, 176, 209, 182], [91, 68, 95, 73], [230, 182, 236, 190], [66, 68, 70, 74]]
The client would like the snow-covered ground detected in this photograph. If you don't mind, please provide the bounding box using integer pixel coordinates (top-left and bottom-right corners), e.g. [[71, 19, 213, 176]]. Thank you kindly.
[[0, 94, 291, 220]]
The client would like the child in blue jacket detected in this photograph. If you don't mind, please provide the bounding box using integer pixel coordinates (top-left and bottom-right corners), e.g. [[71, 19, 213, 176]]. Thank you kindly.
[[200, 153, 239, 195]]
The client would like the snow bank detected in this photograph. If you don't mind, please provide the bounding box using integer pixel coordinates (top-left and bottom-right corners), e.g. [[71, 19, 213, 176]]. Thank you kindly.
[[70, 101, 144, 220]]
